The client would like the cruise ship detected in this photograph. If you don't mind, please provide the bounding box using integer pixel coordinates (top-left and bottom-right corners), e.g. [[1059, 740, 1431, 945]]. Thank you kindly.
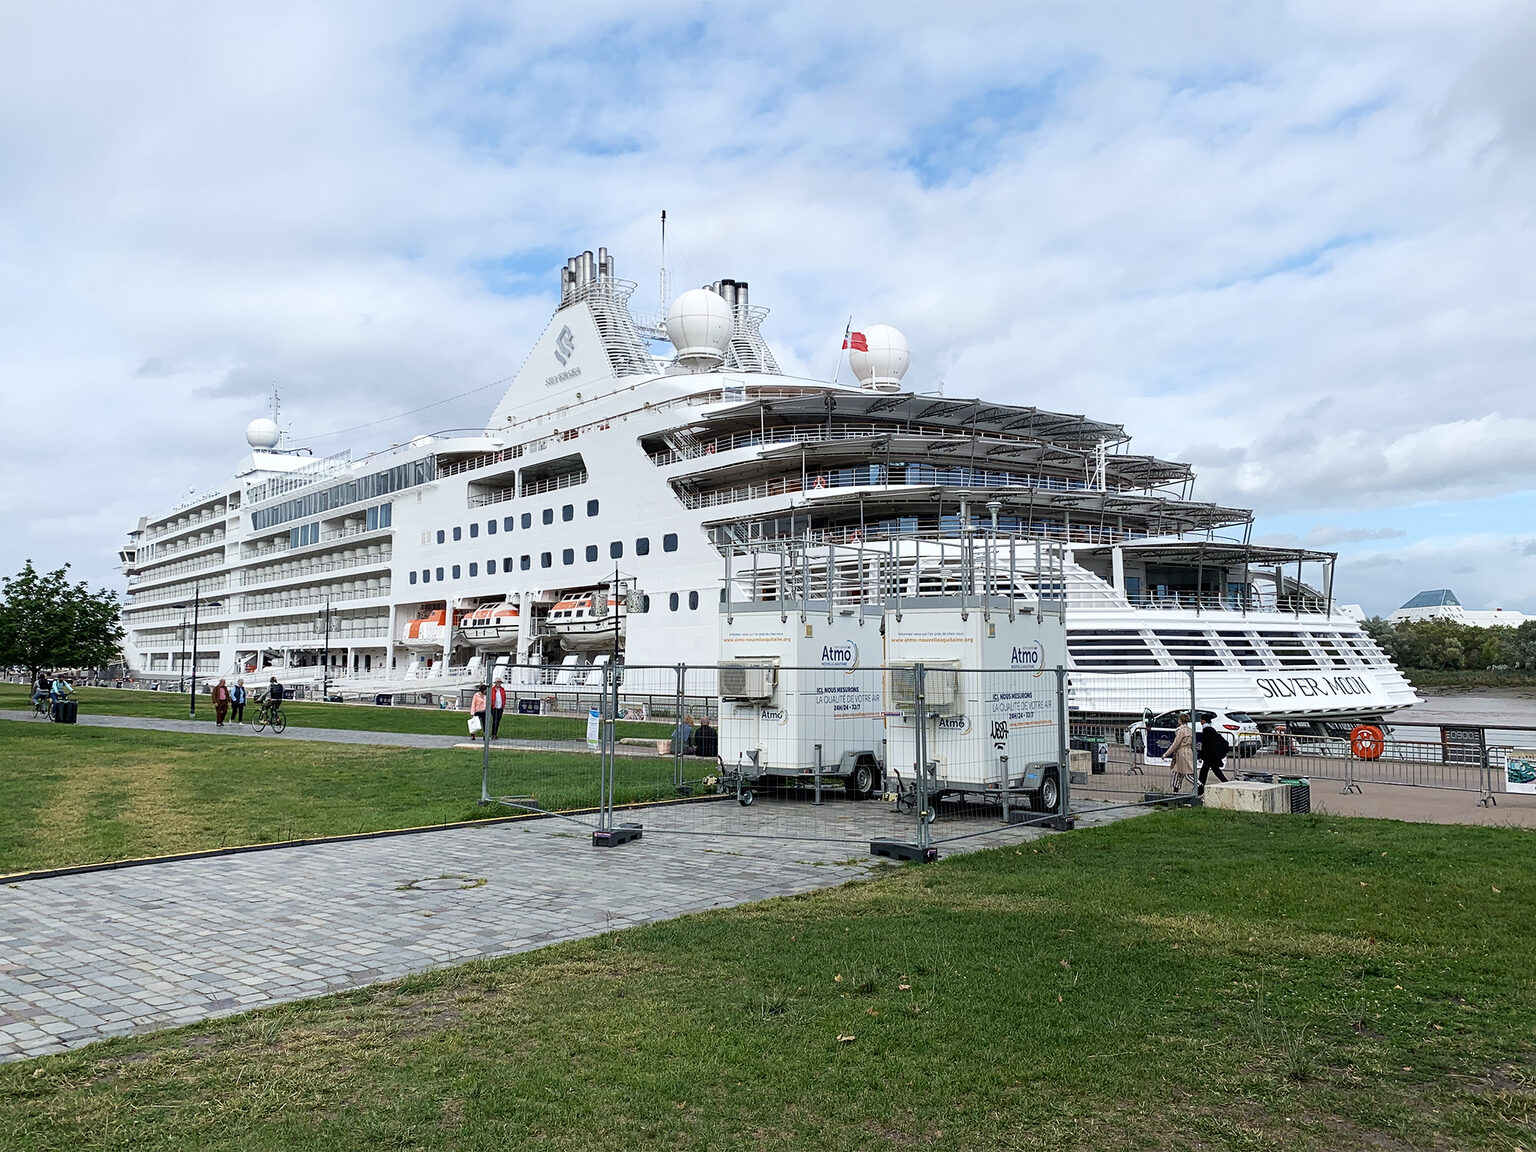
[[117, 246, 1417, 719]]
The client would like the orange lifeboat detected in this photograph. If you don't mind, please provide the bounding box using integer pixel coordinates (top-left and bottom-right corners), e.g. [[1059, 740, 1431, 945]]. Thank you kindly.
[[546, 592, 624, 653], [462, 602, 520, 648]]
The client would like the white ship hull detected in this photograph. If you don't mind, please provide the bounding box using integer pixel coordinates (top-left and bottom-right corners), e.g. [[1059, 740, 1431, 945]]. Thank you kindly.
[[116, 245, 1416, 718]]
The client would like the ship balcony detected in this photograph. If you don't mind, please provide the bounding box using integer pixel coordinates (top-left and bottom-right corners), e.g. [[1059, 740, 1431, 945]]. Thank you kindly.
[[123, 578, 229, 607], [240, 545, 391, 587], [240, 578, 391, 614], [237, 618, 389, 645], [143, 505, 228, 542], [240, 524, 389, 562], [128, 552, 226, 589], [122, 603, 229, 625]]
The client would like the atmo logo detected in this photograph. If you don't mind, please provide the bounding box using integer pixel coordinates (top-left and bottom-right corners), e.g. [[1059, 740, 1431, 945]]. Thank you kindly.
[[937, 714, 971, 734], [820, 642, 858, 670], [1010, 642, 1045, 671], [553, 325, 576, 366]]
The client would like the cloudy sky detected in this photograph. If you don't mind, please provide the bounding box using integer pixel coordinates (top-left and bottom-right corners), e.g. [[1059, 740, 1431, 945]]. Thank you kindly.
[[2, 1, 1533, 617]]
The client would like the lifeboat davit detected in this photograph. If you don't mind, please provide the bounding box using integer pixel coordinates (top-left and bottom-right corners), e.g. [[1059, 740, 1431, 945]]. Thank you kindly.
[[546, 593, 624, 653], [462, 602, 520, 649]]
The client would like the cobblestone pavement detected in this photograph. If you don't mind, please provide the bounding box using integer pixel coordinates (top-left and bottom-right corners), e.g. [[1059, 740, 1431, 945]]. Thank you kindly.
[[0, 799, 1142, 1063]]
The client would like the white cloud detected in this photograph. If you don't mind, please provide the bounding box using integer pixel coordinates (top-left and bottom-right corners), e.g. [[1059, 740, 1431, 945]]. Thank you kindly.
[[0, 1, 1530, 602]]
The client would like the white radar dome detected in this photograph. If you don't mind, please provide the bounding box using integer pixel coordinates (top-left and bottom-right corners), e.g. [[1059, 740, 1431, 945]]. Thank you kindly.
[[245, 417, 281, 450], [849, 324, 910, 392], [665, 288, 734, 367]]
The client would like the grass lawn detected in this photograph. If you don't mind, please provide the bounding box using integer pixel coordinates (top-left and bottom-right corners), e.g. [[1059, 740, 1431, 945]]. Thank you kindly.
[[0, 722, 686, 875], [0, 683, 674, 742], [1, 810, 1532, 1149]]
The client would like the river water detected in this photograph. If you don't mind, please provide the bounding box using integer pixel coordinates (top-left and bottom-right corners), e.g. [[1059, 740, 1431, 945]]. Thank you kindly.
[[1395, 688, 1536, 747]]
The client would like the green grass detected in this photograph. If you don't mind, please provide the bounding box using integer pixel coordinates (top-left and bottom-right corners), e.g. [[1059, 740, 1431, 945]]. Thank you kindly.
[[0, 682, 673, 742], [1404, 668, 1536, 690], [2, 810, 1533, 1150], [0, 722, 690, 875]]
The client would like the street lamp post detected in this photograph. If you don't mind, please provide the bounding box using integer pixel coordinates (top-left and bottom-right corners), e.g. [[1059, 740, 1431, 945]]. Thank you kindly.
[[177, 612, 189, 694], [176, 580, 223, 719], [315, 595, 333, 701]]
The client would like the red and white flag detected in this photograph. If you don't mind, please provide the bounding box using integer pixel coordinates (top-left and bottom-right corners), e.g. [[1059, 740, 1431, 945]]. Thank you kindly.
[[842, 331, 868, 352]]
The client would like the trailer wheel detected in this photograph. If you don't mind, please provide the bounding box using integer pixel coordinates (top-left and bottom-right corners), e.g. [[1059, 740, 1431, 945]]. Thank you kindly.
[[1035, 769, 1061, 815], [846, 759, 879, 801], [738, 789, 755, 807]]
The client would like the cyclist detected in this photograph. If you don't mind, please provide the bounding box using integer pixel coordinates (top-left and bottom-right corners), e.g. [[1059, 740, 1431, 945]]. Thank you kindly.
[[32, 673, 51, 715], [50, 675, 74, 704]]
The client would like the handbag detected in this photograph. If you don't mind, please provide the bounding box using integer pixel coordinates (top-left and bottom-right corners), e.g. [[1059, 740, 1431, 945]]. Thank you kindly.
[[468, 714, 483, 735]]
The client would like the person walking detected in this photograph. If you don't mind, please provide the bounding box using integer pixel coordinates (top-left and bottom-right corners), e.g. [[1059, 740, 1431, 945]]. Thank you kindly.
[[1165, 712, 1195, 792], [212, 678, 231, 727], [230, 679, 247, 723], [470, 685, 487, 735], [1197, 721, 1231, 795], [489, 678, 507, 739]]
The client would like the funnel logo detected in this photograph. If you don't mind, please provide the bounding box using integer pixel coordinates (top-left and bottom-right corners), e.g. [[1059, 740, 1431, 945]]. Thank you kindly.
[[820, 641, 858, 671], [554, 325, 576, 366], [1011, 642, 1044, 672]]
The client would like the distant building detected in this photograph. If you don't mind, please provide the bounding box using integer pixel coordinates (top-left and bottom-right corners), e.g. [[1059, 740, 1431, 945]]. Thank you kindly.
[[1390, 589, 1529, 628]]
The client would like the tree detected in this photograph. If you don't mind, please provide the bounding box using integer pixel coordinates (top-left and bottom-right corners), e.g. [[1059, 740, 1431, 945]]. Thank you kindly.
[[0, 560, 124, 682]]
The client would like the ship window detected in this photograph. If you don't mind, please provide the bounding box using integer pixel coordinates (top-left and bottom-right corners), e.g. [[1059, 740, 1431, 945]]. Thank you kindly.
[[587, 499, 599, 517], [669, 592, 679, 611], [469, 523, 479, 539], [436, 530, 445, 544], [1066, 630, 1158, 668], [521, 513, 532, 529], [422, 569, 430, 583], [453, 527, 462, 541], [504, 556, 514, 570], [436, 568, 444, 582], [504, 516, 514, 532], [520, 555, 530, 571], [1153, 629, 1224, 668], [452, 565, 461, 579], [487, 520, 496, 535], [469, 562, 478, 577], [562, 548, 574, 565], [1258, 632, 1314, 667], [635, 537, 650, 556], [540, 552, 552, 568], [487, 560, 497, 575], [688, 591, 699, 610], [542, 508, 554, 525], [1223, 632, 1267, 668], [663, 533, 678, 552], [586, 545, 598, 562], [610, 541, 623, 559], [409, 571, 417, 585], [562, 504, 573, 522]]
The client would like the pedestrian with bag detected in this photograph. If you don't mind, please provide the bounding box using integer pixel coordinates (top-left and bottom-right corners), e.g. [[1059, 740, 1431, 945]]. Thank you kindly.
[[212, 678, 231, 727], [230, 679, 247, 723], [470, 685, 487, 736], [489, 678, 507, 739], [1197, 721, 1231, 795]]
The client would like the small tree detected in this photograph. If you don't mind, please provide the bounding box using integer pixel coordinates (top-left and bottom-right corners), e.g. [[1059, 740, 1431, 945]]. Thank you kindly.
[[0, 560, 124, 683]]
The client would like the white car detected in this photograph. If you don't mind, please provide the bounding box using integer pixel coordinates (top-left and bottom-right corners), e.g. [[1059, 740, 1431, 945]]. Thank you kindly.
[[1124, 708, 1263, 758]]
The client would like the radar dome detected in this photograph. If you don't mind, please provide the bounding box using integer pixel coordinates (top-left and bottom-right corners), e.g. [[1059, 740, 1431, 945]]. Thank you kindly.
[[245, 417, 281, 450], [665, 288, 734, 367], [849, 324, 910, 392]]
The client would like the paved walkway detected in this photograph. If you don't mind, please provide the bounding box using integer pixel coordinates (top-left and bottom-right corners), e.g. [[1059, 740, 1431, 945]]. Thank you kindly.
[[0, 799, 1140, 1063], [0, 709, 660, 756]]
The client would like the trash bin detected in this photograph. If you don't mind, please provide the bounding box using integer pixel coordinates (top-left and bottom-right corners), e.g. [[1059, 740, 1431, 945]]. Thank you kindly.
[[52, 698, 78, 724], [1280, 777, 1311, 814]]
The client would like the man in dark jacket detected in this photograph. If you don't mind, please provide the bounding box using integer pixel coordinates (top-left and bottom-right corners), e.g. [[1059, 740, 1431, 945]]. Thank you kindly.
[[692, 715, 718, 758], [1197, 722, 1231, 795]]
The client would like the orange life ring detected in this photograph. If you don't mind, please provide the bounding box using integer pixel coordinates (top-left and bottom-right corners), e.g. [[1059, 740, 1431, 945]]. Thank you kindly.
[[706, 442, 716, 454], [1350, 724, 1385, 761]]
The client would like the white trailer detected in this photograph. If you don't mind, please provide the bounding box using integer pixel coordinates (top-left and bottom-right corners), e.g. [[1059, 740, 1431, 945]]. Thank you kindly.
[[716, 604, 886, 803], [883, 594, 1069, 816]]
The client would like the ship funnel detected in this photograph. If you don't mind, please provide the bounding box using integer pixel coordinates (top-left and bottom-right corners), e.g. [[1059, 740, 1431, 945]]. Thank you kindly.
[[849, 324, 910, 392], [666, 288, 734, 370]]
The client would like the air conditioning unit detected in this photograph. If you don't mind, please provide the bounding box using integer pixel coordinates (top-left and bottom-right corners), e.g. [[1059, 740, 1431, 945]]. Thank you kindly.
[[887, 662, 960, 713], [718, 661, 777, 701]]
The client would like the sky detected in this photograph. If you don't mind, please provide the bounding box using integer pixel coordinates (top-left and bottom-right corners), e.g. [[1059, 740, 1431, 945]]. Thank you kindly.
[[1, 0, 1533, 617]]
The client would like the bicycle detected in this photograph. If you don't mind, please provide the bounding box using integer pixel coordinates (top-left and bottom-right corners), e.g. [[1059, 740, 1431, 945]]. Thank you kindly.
[[33, 694, 54, 720], [252, 697, 287, 734]]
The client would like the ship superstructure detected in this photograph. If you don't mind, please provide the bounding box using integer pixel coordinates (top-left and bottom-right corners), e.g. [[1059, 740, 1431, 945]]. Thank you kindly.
[[118, 246, 1417, 718]]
